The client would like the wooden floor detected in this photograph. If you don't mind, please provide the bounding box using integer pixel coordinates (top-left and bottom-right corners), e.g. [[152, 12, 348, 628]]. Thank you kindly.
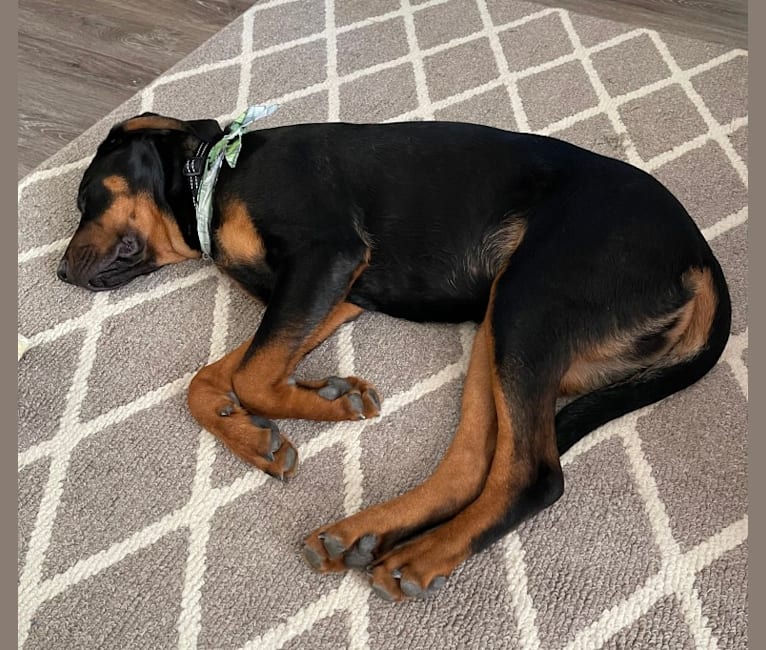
[[18, 0, 747, 178]]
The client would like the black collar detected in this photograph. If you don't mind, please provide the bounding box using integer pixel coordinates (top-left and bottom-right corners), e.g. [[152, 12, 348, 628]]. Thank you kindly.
[[181, 140, 211, 210]]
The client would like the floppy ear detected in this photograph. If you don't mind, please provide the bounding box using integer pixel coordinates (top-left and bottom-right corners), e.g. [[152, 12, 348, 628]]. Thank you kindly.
[[186, 119, 224, 143]]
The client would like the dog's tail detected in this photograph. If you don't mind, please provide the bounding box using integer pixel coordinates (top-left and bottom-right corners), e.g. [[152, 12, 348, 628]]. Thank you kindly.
[[555, 258, 732, 455]]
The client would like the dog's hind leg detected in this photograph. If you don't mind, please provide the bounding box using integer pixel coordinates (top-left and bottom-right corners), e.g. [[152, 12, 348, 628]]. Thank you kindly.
[[362, 264, 566, 600], [361, 259, 730, 600], [303, 320, 499, 572]]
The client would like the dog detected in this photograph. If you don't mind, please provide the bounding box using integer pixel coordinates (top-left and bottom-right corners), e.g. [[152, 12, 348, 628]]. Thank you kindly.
[[58, 111, 731, 601]]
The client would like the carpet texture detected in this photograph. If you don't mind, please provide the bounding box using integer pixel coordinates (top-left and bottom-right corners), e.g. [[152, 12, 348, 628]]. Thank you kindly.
[[18, 0, 748, 648]]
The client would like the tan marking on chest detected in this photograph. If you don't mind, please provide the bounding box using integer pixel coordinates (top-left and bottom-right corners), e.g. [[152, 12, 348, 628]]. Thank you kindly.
[[216, 199, 266, 264]]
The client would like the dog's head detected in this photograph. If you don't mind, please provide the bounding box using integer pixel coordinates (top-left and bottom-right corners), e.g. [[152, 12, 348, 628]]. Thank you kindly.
[[57, 113, 223, 290]]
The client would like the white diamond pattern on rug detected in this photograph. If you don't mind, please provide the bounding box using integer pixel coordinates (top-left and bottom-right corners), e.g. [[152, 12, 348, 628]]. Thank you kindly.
[[637, 366, 747, 553], [19, 254, 95, 336], [521, 436, 663, 648], [18, 459, 51, 582], [602, 596, 696, 650], [79, 278, 218, 421], [693, 543, 748, 650], [42, 393, 199, 580], [26, 530, 189, 650], [17, 0, 748, 647], [199, 448, 348, 649], [18, 330, 85, 452]]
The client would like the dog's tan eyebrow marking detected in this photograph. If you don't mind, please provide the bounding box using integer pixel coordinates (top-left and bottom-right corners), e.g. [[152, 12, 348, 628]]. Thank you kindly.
[[103, 175, 130, 195], [121, 116, 187, 132]]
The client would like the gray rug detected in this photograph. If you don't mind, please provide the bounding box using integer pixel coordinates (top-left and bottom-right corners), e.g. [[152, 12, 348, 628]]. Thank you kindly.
[[17, 0, 748, 648]]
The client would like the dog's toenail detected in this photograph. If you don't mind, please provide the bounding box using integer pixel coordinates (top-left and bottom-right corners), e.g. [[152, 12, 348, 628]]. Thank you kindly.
[[270, 428, 281, 453], [400, 579, 423, 598], [371, 583, 396, 602], [391, 568, 402, 579], [321, 534, 346, 559], [303, 544, 323, 569], [250, 414, 271, 429], [219, 404, 234, 417], [348, 393, 364, 414], [227, 391, 240, 406], [358, 534, 377, 553], [318, 384, 343, 400], [283, 446, 297, 472]]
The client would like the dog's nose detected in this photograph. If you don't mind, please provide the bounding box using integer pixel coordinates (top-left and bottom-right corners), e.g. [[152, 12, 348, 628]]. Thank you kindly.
[[57, 257, 70, 283]]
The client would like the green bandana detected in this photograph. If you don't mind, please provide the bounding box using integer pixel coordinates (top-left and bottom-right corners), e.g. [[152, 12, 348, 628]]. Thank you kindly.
[[196, 104, 279, 257]]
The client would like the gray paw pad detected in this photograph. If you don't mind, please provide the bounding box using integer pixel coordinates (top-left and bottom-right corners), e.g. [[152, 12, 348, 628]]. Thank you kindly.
[[318, 376, 352, 400], [319, 533, 347, 559], [344, 534, 378, 568]]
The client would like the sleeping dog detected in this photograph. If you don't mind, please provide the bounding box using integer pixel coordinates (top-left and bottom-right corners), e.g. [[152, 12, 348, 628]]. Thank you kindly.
[[58, 111, 730, 601]]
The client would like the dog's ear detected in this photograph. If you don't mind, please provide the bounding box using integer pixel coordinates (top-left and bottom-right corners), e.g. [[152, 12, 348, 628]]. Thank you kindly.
[[186, 119, 224, 143]]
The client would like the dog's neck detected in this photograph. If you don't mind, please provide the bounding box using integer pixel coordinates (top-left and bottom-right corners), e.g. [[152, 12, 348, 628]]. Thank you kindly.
[[181, 139, 212, 253], [158, 135, 216, 256], [183, 140, 211, 206]]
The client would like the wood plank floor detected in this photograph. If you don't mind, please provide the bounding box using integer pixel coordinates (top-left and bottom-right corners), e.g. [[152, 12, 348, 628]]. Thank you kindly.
[[18, 0, 747, 178]]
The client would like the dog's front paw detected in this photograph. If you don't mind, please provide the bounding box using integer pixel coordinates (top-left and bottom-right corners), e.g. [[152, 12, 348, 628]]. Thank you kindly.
[[221, 411, 299, 480], [301, 375, 381, 420]]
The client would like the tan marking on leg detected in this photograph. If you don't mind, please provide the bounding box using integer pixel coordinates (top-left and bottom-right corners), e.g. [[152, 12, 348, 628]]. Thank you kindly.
[[215, 199, 266, 264], [669, 267, 718, 360], [560, 267, 720, 396], [296, 302, 363, 358], [232, 335, 379, 421], [188, 340, 297, 477], [559, 336, 639, 396], [367, 328, 561, 600], [231, 256, 372, 421], [303, 319, 500, 573]]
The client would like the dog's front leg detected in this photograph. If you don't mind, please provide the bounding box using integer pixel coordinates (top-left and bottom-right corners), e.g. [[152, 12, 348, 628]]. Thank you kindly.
[[187, 244, 375, 478]]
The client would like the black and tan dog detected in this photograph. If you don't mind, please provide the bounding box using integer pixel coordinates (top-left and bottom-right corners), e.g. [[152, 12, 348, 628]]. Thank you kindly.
[[58, 112, 730, 601]]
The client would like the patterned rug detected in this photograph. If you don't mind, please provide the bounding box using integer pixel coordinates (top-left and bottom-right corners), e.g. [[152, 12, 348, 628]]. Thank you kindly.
[[17, 0, 748, 648]]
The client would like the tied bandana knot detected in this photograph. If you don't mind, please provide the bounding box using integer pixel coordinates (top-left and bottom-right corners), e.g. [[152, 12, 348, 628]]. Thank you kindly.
[[196, 104, 279, 258]]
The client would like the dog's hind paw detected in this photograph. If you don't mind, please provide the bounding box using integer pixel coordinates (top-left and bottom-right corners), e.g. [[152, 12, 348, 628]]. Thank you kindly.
[[302, 527, 380, 573]]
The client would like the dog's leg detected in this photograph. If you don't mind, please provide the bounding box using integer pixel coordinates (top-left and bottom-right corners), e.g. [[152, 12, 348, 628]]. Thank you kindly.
[[304, 260, 568, 598], [362, 266, 566, 600], [187, 339, 300, 478], [303, 319, 499, 572], [188, 245, 377, 477]]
